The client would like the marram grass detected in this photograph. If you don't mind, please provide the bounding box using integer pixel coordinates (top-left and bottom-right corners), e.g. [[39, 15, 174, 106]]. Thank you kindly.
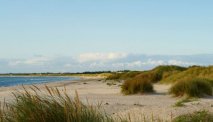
[[173, 110, 213, 122], [0, 85, 212, 122], [169, 78, 213, 97], [0, 86, 114, 122], [121, 77, 154, 95]]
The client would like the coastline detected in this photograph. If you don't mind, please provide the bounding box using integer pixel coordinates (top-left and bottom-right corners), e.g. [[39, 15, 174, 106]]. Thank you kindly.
[[0, 77, 212, 121]]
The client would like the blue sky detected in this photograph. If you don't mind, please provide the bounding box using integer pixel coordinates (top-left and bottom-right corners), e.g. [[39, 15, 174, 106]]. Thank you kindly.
[[0, 1, 213, 72]]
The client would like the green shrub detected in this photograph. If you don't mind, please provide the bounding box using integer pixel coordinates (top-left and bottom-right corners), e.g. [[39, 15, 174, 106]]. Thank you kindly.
[[173, 110, 213, 122], [121, 77, 154, 95], [0, 86, 114, 122], [170, 79, 213, 97]]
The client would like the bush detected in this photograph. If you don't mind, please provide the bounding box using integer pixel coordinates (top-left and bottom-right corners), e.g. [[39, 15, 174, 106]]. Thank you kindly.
[[0, 86, 114, 122], [121, 77, 154, 95], [173, 110, 213, 122], [170, 79, 213, 97]]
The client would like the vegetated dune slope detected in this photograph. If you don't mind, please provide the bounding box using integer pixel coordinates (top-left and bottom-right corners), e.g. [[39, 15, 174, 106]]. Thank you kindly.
[[161, 66, 213, 83]]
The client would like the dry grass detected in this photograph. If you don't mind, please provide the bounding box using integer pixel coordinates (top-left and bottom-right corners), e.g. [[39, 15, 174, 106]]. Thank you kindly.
[[106, 71, 141, 81], [0, 86, 114, 122], [0, 85, 212, 122], [162, 66, 213, 83], [106, 65, 186, 83], [118, 65, 186, 95], [173, 110, 213, 122], [169, 79, 213, 97], [121, 77, 154, 95]]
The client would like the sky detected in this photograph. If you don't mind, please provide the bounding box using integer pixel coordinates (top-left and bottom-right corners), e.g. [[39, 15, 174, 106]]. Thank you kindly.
[[0, 0, 213, 73]]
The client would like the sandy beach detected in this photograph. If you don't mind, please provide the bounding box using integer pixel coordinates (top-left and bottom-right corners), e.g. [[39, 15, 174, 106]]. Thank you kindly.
[[0, 77, 212, 121]]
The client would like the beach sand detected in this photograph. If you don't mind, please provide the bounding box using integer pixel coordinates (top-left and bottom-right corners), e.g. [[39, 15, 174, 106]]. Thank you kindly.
[[0, 77, 212, 121]]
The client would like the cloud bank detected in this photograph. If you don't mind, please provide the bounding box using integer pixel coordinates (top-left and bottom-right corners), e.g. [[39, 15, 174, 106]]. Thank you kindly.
[[1, 53, 213, 73]]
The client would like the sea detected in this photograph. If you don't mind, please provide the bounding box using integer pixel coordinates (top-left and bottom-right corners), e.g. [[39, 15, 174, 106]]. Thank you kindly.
[[0, 76, 80, 87]]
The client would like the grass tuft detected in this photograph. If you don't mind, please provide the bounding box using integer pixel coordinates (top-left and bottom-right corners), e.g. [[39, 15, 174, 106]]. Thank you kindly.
[[173, 110, 213, 122], [169, 78, 213, 97], [173, 98, 197, 107], [0, 86, 114, 122], [121, 77, 154, 95]]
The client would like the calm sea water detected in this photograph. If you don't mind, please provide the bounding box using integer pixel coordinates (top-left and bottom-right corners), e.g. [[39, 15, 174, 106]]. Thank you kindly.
[[0, 76, 80, 87]]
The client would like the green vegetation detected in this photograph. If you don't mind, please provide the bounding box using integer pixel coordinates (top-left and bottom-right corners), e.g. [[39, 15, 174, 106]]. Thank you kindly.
[[0, 86, 212, 122], [0, 86, 114, 122], [207, 79, 213, 87], [173, 98, 197, 107], [107, 65, 186, 95], [170, 79, 213, 97], [1, 65, 213, 121], [106, 65, 213, 95], [106, 71, 141, 81], [173, 110, 213, 122], [121, 77, 154, 95], [151, 65, 187, 82], [107, 65, 213, 85], [106, 65, 186, 82], [162, 66, 213, 83]]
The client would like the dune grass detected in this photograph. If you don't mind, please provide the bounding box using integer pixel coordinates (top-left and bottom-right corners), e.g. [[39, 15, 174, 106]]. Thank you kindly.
[[173, 98, 198, 107], [118, 65, 187, 95], [173, 110, 213, 122], [121, 77, 154, 95], [106, 65, 186, 82], [162, 66, 213, 83], [207, 79, 213, 86], [107, 65, 213, 85], [0, 86, 114, 122], [169, 79, 213, 97], [0, 85, 212, 122], [106, 71, 141, 81], [0, 86, 166, 122], [151, 65, 186, 82]]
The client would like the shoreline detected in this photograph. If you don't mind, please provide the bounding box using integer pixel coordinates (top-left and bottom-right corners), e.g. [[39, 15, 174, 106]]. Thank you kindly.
[[0, 77, 212, 121], [0, 75, 105, 88]]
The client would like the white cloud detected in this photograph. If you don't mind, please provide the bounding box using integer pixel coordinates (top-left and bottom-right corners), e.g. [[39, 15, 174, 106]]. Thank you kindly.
[[167, 60, 195, 66], [89, 62, 105, 68], [64, 64, 73, 68], [8, 56, 52, 66], [110, 59, 196, 70], [24, 57, 51, 65], [8, 61, 22, 66], [1, 53, 211, 73], [143, 59, 165, 65], [126, 61, 142, 67], [77, 52, 127, 63]]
